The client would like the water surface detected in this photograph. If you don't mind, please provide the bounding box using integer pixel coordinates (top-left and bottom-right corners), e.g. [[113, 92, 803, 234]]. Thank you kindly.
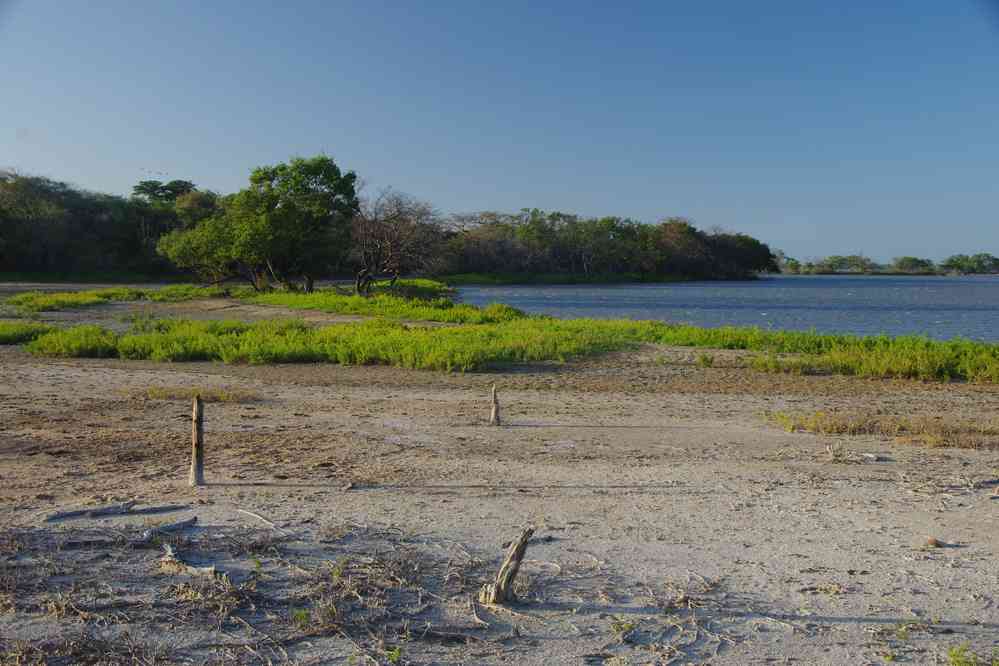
[[458, 275, 999, 341]]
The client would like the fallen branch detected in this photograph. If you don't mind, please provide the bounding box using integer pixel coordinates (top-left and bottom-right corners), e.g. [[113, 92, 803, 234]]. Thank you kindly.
[[478, 526, 535, 605], [236, 508, 291, 536], [138, 516, 198, 544], [44, 502, 189, 523], [45, 501, 137, 522]]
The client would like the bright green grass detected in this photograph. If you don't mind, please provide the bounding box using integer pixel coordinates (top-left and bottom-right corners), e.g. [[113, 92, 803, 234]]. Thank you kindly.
[[23, 317, 653, 370], [21, 316, 999, 380], [368, 278, 455, 299], [0, 321, 56, 344], [244, 289, 526, 324], [4, 279, 445, 314], [26, 325, 119, 358], [6, 284, 239, 312]]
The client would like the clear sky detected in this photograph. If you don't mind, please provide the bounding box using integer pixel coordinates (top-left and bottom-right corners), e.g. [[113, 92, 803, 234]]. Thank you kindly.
[[2, 1, 997, 261]]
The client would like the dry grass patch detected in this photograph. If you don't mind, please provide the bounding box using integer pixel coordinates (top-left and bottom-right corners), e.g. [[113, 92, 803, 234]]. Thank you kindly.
[[135, 386, 263, 403], [769, 411, 999, 449]]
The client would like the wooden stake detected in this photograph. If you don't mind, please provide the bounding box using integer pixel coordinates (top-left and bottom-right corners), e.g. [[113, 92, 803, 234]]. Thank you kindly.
[[478, 525, 534, 605], [189, 395, 205, 487], [489, 384, 500, 426]]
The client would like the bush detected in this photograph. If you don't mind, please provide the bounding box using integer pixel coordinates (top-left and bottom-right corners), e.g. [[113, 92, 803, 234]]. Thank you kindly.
[[244, 289, 528, 324], [26, 325, 119, 358], [0, 321, 55, 344]]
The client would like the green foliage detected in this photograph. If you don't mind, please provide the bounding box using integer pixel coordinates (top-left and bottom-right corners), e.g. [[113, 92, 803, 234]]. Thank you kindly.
[[0, 321, 55, 344], [244, 289, 526, 324], [0, 171, 184, 276], [5, 285, 232, 312], [440, 211, 777, 280], [159, 155, 359, 290], [7, 288, 146, 312], [891, 256, 936, 274], [370, 278, 454, 299], [26, 325, 119, 358], [753, 336, 999, 383], [941, 253, 999, 275]]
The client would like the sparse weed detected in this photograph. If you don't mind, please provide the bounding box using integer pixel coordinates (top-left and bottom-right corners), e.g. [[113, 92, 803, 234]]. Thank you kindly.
[[139, 386, 262, 403], [946, 644, 999, 666], [695, 352, 715, 368], [768, 411, 999, 449]]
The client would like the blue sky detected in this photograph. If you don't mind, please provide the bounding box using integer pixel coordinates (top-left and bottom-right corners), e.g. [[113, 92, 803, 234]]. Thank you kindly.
[[1, 1, 997, 261]]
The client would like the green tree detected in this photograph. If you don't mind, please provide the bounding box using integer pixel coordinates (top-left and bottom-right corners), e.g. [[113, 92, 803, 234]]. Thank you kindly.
[[892, 256, 936, 273], [158, 156, 359, 290]]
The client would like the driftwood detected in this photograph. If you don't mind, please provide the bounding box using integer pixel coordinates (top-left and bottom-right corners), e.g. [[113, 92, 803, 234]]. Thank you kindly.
[[45, 501, 137, 522], [138, 516, 199, 544], [160, 543, 219, 577], [190, 395, 205, 486], [44, 502, 188, 523], [236, 508, 291, 536], [478, 526, 535, 604], [489, 384, 501, 426]]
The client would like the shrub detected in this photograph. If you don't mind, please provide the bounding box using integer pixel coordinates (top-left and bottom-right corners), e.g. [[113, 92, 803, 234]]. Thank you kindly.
[[26, 325, 119, 358], [0, 321, 55, 344]]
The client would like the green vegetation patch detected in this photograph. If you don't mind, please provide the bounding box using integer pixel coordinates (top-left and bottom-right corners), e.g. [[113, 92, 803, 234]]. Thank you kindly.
[[6, 284, 237, 313], [0, 321, 56, 344], [244, 289, 526, 324], [13, 306, 999, 382], [26, 325, 119, 358], [22, 317, 657, 371]]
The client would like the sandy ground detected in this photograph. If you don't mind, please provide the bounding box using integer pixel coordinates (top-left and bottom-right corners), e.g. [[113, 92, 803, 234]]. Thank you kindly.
[[2, 297, 999, 665]]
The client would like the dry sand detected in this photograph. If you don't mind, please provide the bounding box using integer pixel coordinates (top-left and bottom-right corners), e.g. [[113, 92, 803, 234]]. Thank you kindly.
[[2, 297, 998, 664]]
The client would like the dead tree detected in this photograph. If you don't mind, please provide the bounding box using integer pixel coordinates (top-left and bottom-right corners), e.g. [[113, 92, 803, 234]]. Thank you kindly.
[[189, 395, 205, 486], [489, 384, 501, 426], [478, 526, 535, 604]]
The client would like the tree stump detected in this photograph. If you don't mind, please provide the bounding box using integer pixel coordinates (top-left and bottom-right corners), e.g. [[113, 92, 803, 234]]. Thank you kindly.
[[189, 395, 205, 487], [478, 526, 534, 604], [489, 384, 500, 426]]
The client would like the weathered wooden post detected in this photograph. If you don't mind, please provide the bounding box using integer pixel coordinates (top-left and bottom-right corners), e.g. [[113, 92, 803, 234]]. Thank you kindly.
[[489, 384, 500, 426], [189, 395, 205, 487], [479, 525, 535, 604]]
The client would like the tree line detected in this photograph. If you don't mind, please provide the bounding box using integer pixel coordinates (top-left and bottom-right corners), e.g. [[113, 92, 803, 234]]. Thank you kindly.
[[1, 156, 779, 289], [780, 253, 999, 275]]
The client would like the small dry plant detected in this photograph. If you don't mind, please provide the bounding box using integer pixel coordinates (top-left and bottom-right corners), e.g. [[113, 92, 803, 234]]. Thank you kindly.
[[769, 411, 999, 449]]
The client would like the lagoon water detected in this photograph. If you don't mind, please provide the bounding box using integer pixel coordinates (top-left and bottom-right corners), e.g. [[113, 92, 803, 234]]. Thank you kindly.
[[458, 275, 999, 341]]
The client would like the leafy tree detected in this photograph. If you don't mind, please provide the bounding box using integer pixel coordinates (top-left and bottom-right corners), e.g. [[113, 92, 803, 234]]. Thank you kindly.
[[158, 156, 358, 290], [132, 179, 196, 204], [892, 256, 936, 273], [941, 253, 999, 274]]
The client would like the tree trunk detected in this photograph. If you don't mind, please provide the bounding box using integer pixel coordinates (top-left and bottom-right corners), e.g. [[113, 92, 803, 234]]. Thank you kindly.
[[189, 396, 205, 487], [478, 526, 535, 604]]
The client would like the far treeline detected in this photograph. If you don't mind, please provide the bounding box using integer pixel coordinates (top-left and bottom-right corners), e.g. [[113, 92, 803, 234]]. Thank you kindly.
[[0, 155, 778, 290], [779, 253, 999, 276]]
